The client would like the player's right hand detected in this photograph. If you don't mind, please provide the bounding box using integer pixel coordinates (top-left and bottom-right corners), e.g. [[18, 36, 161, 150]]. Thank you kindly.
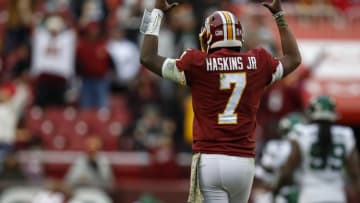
[[262, 0, 282, 14], [155, 0, 179, 12]]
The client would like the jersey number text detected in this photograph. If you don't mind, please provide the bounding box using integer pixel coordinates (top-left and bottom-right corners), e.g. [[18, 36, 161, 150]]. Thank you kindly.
[[310, 143, 346, 171], [218, 73, 246, 124]]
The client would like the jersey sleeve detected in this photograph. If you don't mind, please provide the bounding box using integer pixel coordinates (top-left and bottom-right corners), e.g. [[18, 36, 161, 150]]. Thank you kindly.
[[175, 49, 204, 85], [257, 48, 284, 85], [176, 49, 194, 71]]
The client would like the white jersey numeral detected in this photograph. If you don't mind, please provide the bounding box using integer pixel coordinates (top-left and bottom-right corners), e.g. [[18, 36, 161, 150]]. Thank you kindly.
[[218, 73, 247, 124]]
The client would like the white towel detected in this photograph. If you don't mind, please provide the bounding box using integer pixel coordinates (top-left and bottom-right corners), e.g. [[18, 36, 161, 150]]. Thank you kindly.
[[187, 153, 203, 203]]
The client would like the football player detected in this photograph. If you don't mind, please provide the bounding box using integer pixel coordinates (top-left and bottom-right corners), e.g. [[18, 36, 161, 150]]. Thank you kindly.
[[139, 0, 301, 202], [254, 112, 305, 203], [274, 95, 360, 203]]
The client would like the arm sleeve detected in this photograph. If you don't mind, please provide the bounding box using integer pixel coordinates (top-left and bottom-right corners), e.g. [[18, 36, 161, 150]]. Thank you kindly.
[[161, 58, 187, 85], [270, 62, 284, 84], [174, 49, 195, 85]]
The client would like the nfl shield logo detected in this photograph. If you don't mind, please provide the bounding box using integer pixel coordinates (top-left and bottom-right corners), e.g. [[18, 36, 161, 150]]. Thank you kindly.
[[215, 30, 223, 36]]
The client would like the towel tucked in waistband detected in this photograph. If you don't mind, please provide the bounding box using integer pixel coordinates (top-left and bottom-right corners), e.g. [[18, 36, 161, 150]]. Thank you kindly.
[[187, 153, 203, 203]]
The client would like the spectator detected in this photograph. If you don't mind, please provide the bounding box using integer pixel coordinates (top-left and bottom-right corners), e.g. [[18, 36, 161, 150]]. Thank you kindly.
[[133, 104, 163, 151], [44, 0, 71, 14], [3, 43, 31, 82], [31, 178, 72, 203], [170, 4, 197, 55], [0, 79, 29, 161], [31, 14, 76, 107], [20, 134, 46, 184], [128, 70, 162, 118], [116, 0, 152, 44], [1, 0, 32, 82], [107, 25, 140, 93], [71, 0, 109, 26], [0, 150, 26, 185], [77, 21, 112, 108], [65, 135, 114, 190], [3, 0, 33, 55]]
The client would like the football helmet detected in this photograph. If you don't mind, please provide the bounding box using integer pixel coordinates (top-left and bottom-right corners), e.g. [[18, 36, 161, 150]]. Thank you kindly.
[[278, 112, 305, 136], [306, 95, 337, 121], [199, 11, 243, 53]]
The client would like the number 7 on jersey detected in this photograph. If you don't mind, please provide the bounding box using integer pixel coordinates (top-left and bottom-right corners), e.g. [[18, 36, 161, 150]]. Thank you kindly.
[[218, 73, 247, 125]]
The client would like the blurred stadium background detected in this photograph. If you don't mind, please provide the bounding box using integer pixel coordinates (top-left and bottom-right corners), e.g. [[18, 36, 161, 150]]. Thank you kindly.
[[0, 0, 359, 202]]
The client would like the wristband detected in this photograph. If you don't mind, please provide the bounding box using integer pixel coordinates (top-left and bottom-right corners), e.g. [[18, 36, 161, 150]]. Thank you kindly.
[[273, 11, 288, 28], [273, 11, 284, 19], [139, 9, 164, 36]]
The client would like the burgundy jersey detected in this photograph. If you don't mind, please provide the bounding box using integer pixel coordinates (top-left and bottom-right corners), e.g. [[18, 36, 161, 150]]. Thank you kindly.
[[176, 48, 282, 157]]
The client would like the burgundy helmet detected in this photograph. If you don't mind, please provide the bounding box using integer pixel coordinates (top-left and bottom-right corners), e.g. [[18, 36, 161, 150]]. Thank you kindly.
[[199, 11, 243, 52]]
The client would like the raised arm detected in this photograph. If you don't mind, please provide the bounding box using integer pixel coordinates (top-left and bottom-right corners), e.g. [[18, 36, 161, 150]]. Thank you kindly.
[[262, 0, 301, 77], [139, 0, 178, 76], [346, 147, 360, 200]]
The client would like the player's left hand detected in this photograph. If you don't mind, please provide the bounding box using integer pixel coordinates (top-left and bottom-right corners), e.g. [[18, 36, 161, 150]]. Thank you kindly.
[[155, 0, 179, 12], [262, 0, 282, 14]]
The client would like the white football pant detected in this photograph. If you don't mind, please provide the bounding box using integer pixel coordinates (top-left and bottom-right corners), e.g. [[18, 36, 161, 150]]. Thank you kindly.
[[199, 154, 255, 203]]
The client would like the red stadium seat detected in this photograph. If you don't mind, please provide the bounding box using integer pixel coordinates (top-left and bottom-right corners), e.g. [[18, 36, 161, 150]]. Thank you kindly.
[[39, 120, 55, 137], [44, 106, 78, 128], [90, 121, 122, 151], [63, 107, 78, 122], [44, 107, 64, 121], [25, 106, 44, 136], [110, 94, 128, 110], [78, 109, 107, 127], [61, 121, 89, 151], [111, 108, 132, 128], [42, 133, 67, 150], [67, 134, 88, 151]]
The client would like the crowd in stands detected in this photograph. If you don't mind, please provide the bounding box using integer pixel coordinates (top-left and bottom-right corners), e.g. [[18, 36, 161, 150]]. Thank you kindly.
[[0, 0, 359, 202]]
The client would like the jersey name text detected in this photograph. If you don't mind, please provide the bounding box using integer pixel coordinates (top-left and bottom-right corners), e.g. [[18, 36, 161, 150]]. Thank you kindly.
[[206, 56, 257, 72]]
